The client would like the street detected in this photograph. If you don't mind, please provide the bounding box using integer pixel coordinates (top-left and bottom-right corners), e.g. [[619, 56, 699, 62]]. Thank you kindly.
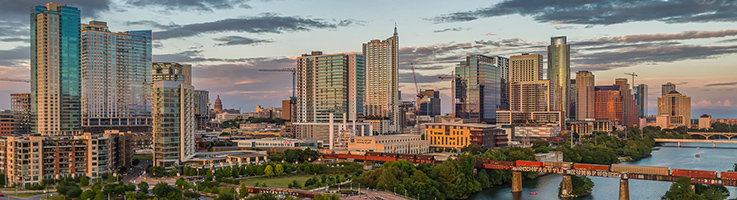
[[0, 193, 59, 200], [122, 159, 152, 183]]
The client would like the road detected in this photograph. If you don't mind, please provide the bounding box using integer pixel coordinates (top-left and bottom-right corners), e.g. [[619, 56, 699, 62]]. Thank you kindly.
[[122, 159, 152, 183], [1, 193, 59, 200]]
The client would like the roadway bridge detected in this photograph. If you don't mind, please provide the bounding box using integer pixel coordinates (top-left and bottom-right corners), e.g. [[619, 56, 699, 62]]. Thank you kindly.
[[688, 132, 737, 140], [654, 138, 737, 147], [320, 152, 737, 200]]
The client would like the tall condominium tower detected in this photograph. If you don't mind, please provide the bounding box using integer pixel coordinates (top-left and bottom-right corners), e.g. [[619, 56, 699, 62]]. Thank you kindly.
[[297, 51, 364, 123], [152, 63, 195, 167], [81, 21, 152, 134], [455, 55, 501, 123], [10, 93, 32, 135], [658, 90, 691, 127], [548, 36, 571, 117], [509, 54, 550, 112], [363, 28, 399, 132], [635, 84, 648, 118], [31, 2, 82, 136], [662, 82, 676, 96], [575, 71, 595, 120], [510, 54, 543, 83]]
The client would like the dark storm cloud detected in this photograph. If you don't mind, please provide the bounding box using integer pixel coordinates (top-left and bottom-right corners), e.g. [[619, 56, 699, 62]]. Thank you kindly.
[[212, 36, 273, 46], [0, 21, 28, 37], [125, 20, 181, 30], [0, 0, 111, 20], [153, 14, 358, 40], [0, 46, 30, 66], [705, 82, 737, 87], [124, 0, 251, 12], [434, 27, 466, 33], [431, 0, 737, 25]]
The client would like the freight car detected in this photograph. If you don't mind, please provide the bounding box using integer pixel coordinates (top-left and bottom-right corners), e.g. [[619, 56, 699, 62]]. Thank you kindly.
[[611, 164, 670, 176], [672, 169, 718, 179], [573, 163, 611, 171], [543, 161, 573, 169], [721, 172, 737, 180], [516, 160, 543, 167]]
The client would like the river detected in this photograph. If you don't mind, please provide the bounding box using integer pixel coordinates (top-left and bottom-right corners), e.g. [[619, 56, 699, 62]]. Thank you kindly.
[[469, 142, 737, 200]]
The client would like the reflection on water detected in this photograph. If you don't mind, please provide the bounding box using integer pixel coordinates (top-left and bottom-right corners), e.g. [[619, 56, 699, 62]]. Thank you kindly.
[[469, 142, 737, 200]]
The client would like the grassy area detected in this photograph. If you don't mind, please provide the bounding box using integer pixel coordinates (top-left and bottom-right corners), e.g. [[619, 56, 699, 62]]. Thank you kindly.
[[9, 192, 47, 197], [133, 154, 153, 160], [239, 174, 347, 190], [41, 195, 65, 200]]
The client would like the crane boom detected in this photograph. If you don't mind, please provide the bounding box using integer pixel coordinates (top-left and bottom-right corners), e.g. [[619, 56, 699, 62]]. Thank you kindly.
[[0, 78, 30, 83], [410, 63, 423, 135], [259, 68, 297, 99], [624, 72, 638, 90]]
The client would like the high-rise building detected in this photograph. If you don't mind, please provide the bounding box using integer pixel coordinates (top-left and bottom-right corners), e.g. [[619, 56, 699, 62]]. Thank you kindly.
[[455, 55, 502, 123], [297, 51, 364, 123], [81, 21, 152, 134], [576, 71, 595, 120], [510, 54, 543, 83], [510, 80, 551, 112], [363, 28, 399, 132], [548, 36, 571, 117], [658, 90, 691, 127], [10, 93, 31, 135], [194, 90, 209, 130], [614, 78, 640, 126], [152, 63, 195, 167], [569, 79, 577, 119], [635, 84, 648, 118], [594, 79, 639, 127], [418, 90, 441, 117], [31, 2, 82, 136], [282, 99, 296, 122], [662, 82, 676, 96]]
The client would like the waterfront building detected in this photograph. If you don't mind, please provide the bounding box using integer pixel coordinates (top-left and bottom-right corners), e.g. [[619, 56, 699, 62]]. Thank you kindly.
[[296, 51, 364, 123], [363, 28, 399, 132], [594, 79, 640, 127], [31, 2, 82, 136], [81, 21, 152, 133], [547, 36, 571, 118], [455, 55, 502, 123], [576, 71, 595, 120]]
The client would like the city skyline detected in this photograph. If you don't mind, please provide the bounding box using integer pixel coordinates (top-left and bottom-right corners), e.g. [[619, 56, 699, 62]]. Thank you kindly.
[[1, 0, 736, 118]]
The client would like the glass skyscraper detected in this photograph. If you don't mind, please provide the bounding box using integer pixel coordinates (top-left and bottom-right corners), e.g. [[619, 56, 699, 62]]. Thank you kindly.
[[81, 21, 152, 133], [31, 2, 81, 136], [455, 55, 501, 123], [635, 84, 648, 118], [548, 36, 571, 119], [152, 63, 195, 167]]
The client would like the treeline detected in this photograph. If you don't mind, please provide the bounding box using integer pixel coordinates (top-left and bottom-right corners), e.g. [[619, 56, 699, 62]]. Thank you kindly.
[[220, 116, 286, 128], [355, 147, 539, 200]]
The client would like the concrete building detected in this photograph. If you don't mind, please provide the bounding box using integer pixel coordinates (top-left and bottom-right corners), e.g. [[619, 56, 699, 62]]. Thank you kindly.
[[81, 21, 152, 134], [455, 55, 502, 123], [594, 79, 639, 127], [347, 134, 429, 154], [657, 90, 691, 128], [363, 28, 399, 132], [294, 122, 371, 147], [31, 2, 82, 136], [635, 84, 648, 118], [548, 36, 571, 119], [281, 98, 296, 122], [152, 63, 196, 168], [364, 119, 391, 135], [510, 54, 543, 83], [0, 114, 12, 136], [662, 82, 676, 96], [510, 80, 551, 112], [567, 120, 618, 135], [575, 71, 595, 120], [10, 93, 31, 135], [511, 124, 561, 142], [418, 89, 441, 117], [424, 123, 507, 151], [495, 111, 563, 125], [131, 132, 152, 149], [699, 114, 712, 130], [246, 105, 281, 119], [297, 51, 364, 123]]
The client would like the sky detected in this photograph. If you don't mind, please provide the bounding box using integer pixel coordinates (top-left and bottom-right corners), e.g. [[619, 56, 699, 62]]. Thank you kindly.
[[0, 0, 736, 118]]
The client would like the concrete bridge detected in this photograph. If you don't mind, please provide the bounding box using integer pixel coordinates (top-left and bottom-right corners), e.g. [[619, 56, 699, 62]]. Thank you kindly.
[[654, 138, 737, 147], [321, 152, 737, 200], [688, 132, 737, 140]]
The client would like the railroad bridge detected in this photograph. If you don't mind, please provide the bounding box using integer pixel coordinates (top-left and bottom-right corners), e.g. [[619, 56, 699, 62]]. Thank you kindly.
[[321, 151, 737, 200]]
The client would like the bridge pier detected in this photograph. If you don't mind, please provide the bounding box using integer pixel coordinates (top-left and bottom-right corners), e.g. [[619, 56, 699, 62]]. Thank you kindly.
[[619, 178, 629, 200], [678, 142, 681, 147], [560, 175, 573, 197], [512, 171, 522, 193]]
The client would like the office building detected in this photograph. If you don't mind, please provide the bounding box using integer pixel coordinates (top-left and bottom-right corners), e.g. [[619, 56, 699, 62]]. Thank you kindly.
[[363, 28, 399, 132], [0, 114, 12, 136], [31, 2, 82, 136], [635, 84, 648, 118], [657, 90, 691, 128], [576, 71, 595, 120], [418, 89, 441, 117], [569, 79, 577, 119], [614, 79, 640, 126], [10, 93, 31, 135], [594, 79, 639, 127], [567, 120, 618, 135], [510, 54, 543, 83], [293, 122, 372, 145], [548, 36, 571, 117], [347, 134, 429, 154], [152, 63, 196, 167], [81, 21, 152, 133], [194, 90, 210, 130], [424, 123, 507, 150], [662, 82, 676, 96], [297, 51, 364, 123], [511, 124, 561, 142], [455, 55, 502, 123]]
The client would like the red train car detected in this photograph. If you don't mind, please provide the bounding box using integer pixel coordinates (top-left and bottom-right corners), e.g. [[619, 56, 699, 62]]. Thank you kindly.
[[489, 160, 515, 166], [672, 169, 718, 179], [416, 155, 435, 164], [574, 163, 611, 171], [516, 160, 543, 167], [721, 172, 737, 180], [483, 163, 514, 170]]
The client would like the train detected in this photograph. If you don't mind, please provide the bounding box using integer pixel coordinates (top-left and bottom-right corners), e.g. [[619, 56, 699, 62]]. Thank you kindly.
[[480, 159, 734, 180]]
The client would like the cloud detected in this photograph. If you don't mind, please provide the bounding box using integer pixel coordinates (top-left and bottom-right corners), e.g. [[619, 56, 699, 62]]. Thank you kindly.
[[574, 44, 737, 71], [474, 38, 542, 47], [399, 72, 448, 84], [434, 27, 467, 33], [125, 20, 181, 30], [554, 26, 577, 30], [705, 82, 737, 87], [431, 0, 737, 25], [212, 36, 273, 46], [153, 13, 358, 40], [124, 0, 251, 12], [0, 0, 111, 20], [153, 50, 276, 63], [0, 46, 31, 66], [575, 30, 737, 47], [693, 99, 736, 108]]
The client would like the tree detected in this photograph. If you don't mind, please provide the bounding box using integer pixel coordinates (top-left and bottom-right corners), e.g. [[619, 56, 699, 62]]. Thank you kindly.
[[138, 181, 149, 193], [239, 184, 249, 198], [460, 144, 484, 155], [152, 182, 179, 198], [126, 191, 137, 200], [532, 138, 550, 148], [275, 164, 284, 176], [662, 177, 698, 200], [80, 190, 95, 200], [264, 165, 274, 176], [216, 193, 236, 200], [80, 176, 90, 187], [291, 180, 301, 189], [66, 187, 83, 199]]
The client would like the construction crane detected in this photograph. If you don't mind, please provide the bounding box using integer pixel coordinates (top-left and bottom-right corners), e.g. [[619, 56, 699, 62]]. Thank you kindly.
[[0, 78, 30, 83], [438, 71, 457, 118], [410, 63, 423, 135], [258, 68, 297, 99], [624, 72, 638, 90]]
